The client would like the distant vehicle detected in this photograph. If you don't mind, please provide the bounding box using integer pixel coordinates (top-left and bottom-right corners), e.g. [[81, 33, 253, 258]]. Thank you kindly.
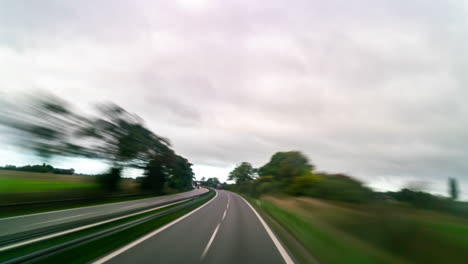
[[216, 184, 222, 190]]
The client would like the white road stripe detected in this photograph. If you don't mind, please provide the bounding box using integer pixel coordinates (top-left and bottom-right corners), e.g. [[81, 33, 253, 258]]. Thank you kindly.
[[236, 193, 295, 264], [222, 210, 227, 221], [200, 223, 221, 260], [24, 213, 92, 227], [93, 190, 219, 264], [120, 203, 146, 210], [0, 199, 190, 252]]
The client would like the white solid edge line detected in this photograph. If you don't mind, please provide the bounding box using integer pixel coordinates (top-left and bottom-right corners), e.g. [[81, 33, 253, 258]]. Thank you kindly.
[[0, 188, 208, 221], [237, 194, 295, 264], [200, 223, 220, 260], [0, 198, 190, 252], [93, 190, 219, 264]]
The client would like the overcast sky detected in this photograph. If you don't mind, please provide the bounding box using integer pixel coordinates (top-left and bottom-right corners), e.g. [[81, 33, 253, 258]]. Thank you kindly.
[[1, 0, 467, 198]]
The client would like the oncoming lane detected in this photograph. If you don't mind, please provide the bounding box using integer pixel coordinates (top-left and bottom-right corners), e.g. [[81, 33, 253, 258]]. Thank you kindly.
[[0, 188, 208, 238]]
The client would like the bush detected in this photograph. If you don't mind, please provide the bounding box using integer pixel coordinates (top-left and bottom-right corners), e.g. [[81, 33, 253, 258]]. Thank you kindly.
[[97, 167, 121, 192], [287, 174, 321, 195], [237, 182, 256, 196], [257, 181, 282, 195], [309, 174, 372, 203], [281, 173, 372, 202]]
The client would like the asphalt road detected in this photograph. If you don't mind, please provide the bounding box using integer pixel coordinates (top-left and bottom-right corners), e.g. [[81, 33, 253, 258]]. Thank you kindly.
[[95, 190, 292, 264], [0, 188, 208, 238]]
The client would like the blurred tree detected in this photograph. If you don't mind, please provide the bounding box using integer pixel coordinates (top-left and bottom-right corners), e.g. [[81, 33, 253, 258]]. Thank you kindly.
[[390, 188, 451, 210], [228, 162, 256, 184], [77, 103, 172, 191], [77, 103, 171, 168], [141, 155, 167, 193], [97, 167, 122, 192], [259, 151, 314, 184], [167, 155, 195, 191], [449, 178, 459, 200], [287, 174, 321, 195], [309, 173, 372, 202], [206, 177, 220, 187], [0, 94, 197, 193], [0, 95, 90, 160]]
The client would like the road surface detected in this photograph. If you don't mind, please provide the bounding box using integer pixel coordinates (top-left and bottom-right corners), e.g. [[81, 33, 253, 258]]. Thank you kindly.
[[95, 190, 292, 264], [0, 188, 208, 238]]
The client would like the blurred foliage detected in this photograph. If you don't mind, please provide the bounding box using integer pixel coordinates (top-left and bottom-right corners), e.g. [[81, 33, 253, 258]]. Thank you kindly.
[[449, 178, 459, 200], [76, 103, 171, 168], [227, 150, 463, 214], [0, 95, 88, 159], [96, 167, 122, 192], [205, 177, 221, 187], [141, 155, 169, 193], [227, 151, 371, 203], [255, 176, 283, 195], [228, 162, 256, 184], [304, 173, 372, 203], [197, 177, 221, 188], [258, 151, 314, 185], [140, 151, 195, 193], [167, 155, 195, 191], [287, 173, 321, 195], [0, 94, 194, 193]]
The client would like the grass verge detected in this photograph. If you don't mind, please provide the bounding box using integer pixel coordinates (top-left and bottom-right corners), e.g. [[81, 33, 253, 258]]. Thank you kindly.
[[243, 194, 468, 264], [241, 195, 317, 264], [241, 195, 405, 264]]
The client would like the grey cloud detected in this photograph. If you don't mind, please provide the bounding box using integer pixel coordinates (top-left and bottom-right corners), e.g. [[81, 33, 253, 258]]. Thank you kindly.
[[1, 0, 468, 198]]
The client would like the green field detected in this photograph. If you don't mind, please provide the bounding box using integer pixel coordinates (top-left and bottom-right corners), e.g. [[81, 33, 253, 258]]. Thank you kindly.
[[0, 177, 98, 193], [0, 170, 175, 217], [0, 169, 98, 193], [249, 195, 468, 264]]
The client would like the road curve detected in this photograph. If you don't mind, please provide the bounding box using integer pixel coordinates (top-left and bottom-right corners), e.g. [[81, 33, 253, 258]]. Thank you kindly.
[[0, 188, 208, 238], [95, 190, 292, 264]]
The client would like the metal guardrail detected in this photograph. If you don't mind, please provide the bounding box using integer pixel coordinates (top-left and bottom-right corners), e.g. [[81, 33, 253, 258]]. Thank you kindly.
[[2, 190, 213, 264], [0, 190, 208, 247]]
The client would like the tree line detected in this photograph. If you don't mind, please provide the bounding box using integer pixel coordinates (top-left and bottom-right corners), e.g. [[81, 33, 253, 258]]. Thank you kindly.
[[197, 177, 221, 188], [0, 94, 194, 193], [0, 164, 75, 175], [226, 151, 464, 212], [226, 151, 372, 202]]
